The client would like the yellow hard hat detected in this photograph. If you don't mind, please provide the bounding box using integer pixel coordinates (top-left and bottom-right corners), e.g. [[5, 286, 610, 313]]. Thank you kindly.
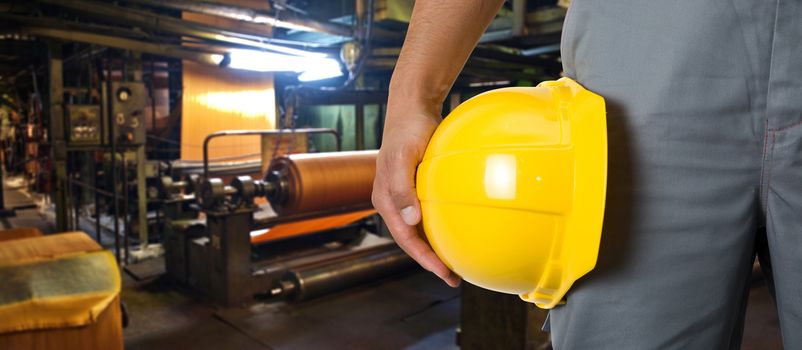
[[416, 77, 607, 309]]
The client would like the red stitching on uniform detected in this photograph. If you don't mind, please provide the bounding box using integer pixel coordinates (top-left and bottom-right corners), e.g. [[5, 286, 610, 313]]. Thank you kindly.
[[769, 119, 802, 132]]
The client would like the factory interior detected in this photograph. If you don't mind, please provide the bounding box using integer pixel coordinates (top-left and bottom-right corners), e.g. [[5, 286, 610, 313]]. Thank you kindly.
[[0, 0, 785, 349]]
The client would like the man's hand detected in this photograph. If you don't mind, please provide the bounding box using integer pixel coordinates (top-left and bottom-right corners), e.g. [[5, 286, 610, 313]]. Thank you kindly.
[[372, 108, 461, 287], [372, 0, 505, 287]]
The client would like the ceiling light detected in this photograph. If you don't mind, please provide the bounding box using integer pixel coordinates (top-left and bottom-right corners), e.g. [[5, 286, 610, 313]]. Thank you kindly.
[[212, 49, 343, 81]]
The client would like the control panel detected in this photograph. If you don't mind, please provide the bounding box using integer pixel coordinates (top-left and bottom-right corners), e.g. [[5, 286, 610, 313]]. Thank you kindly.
[[104, 82, 147, 145], [66, 104, 103, 145]]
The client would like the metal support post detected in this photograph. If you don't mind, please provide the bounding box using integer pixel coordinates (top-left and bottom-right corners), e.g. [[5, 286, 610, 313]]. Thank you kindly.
[[93, 152, 101, 243], [107, 50, 121, 263], [459, 283, 551, 349], [206, 208, 255, 306], [137, 145, 148, 248], [48, 41, 73, 231], [355, 103, 365, 150], [512, 0, 526, 37], [122, 152, 130, 265]]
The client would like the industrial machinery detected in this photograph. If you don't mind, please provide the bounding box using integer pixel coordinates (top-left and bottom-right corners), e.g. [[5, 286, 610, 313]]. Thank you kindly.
[[163, 139, 414, 306], [61, 80, 150, 263], [65, 82, 147, 147]]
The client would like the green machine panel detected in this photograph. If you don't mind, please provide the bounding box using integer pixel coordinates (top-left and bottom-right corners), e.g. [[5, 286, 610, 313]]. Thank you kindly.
[[66, 104, 103, 145]]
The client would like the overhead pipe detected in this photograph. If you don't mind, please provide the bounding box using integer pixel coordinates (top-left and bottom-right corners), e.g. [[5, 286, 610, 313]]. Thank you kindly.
[[122, 0, 354, 38], [35, 0, 327, 56], [19, 27, 219, 64], [201, 128, 341, 179]]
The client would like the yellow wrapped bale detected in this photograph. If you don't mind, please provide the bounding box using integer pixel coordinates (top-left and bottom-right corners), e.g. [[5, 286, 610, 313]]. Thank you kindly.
[[0, 227, 43, 242], [0, 232, 123, 350]]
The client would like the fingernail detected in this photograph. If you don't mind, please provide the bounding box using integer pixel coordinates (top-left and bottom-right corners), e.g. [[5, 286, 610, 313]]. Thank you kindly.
[[446, 273, 461, 287], [400, 206, 417, 225]]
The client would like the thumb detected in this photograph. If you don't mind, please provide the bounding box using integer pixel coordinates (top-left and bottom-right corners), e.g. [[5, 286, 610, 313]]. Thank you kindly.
[[399, 201, 421, 226], [390, 183, 421, 226], [385, 146, 424, 226]]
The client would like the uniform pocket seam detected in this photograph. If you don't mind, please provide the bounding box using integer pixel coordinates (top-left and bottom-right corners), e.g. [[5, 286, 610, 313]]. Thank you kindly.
[[769, 120, 802, 133]]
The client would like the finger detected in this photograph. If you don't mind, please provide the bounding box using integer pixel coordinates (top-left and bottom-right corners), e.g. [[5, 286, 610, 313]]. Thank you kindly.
[[374, 194, 460, 287], [398, 230, 461, 287]]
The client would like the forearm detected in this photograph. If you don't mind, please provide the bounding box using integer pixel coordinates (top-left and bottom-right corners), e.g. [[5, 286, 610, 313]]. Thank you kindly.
[[375, 0, 501, 287], [388, 0, 505, 116]]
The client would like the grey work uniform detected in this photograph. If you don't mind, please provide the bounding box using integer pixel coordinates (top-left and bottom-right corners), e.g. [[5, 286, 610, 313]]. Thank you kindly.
[[549, 0, 802, 348]]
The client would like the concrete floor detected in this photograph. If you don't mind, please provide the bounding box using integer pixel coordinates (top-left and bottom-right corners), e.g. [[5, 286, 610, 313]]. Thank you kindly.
[[0, 178, 57, 233], [0, 180, 785, 349], [121, 271, 460, 350], [116, 273, 782, 350]]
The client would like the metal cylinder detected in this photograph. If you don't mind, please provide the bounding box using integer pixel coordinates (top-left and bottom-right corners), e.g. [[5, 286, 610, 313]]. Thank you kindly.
[[230, 176, 255, 207], [198, 178, 237, 209], [264, 150, 378, 216], [272, 244, 415, 302]]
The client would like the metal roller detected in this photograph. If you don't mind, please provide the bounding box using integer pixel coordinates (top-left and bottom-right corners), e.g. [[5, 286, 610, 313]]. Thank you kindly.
[[197, 178, 239, 209], [159, 174, 200, 197], [264, 150, 378, 216], [230, 176, 256, 207], [263, 244, 415, 302]]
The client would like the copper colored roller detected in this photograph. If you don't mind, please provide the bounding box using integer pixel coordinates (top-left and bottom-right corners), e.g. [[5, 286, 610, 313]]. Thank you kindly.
[[264, 150, 378, 216]]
